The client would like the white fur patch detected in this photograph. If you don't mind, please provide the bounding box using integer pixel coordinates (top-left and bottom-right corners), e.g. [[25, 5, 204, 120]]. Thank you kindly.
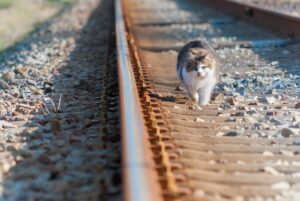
[[181, 68, 214, 89], [181, 67, 216, 105]]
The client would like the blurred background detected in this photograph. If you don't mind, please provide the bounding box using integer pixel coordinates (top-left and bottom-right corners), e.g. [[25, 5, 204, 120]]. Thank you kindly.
[[0, 0, 75, 51]]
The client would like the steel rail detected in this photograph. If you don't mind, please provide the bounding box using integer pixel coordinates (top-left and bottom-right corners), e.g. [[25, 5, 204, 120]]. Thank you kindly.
[[115, 0, 163, 201], [200, 0, 300, 37]]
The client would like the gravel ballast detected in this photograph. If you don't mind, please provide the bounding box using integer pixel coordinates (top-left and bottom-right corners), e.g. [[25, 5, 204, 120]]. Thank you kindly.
[[0, 0, 121, 200]]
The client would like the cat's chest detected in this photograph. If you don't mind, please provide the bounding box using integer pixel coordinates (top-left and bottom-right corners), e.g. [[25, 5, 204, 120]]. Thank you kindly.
[[181, 68, 214, 89]]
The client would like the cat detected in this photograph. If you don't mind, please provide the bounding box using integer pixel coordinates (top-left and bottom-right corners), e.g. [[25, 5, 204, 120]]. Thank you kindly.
[[177, 40, 219, 105]]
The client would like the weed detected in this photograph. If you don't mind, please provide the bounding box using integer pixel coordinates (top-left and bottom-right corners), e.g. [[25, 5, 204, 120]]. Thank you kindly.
[[0, 0, 13, 9], [47, 0, 75, 5]]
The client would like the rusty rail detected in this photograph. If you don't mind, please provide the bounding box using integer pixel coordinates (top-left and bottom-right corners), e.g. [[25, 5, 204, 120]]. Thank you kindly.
[[200, 0, 300, 37], [115, 0, 163, 200], [116, 0, 300, 200]]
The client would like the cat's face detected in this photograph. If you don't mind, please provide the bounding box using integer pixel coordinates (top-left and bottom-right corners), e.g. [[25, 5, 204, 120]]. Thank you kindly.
[[186, 49, 214, 78]]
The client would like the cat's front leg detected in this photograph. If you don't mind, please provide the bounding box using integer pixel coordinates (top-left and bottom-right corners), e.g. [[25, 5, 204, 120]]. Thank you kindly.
[[197, 87, 213, 105], [189, 91, 199, 103], [189, 92, 202, 110]]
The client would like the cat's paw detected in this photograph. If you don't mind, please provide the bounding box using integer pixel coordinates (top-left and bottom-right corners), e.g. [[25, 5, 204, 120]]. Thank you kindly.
[[175, 85, 184, 91], [198, 99, 210, 106], [191, 93, 199, 103], [189, 104, 202, 110], [198, 93, 211, 105]]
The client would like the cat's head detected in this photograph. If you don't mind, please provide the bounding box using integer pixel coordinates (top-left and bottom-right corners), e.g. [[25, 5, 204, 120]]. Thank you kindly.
[[186, 48, 215, 78]]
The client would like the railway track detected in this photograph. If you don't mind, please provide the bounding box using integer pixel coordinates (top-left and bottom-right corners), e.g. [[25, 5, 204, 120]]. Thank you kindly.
[[233, 0, 300, 18], [116, 0, 300, 200], [0, 0, 299, 200]]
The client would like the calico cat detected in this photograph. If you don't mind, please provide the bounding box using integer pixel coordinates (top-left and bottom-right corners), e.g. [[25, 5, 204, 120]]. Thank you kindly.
[[177, 40, 219, 105]]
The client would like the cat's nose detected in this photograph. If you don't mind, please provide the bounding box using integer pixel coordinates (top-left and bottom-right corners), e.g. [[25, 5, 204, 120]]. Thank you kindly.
[[197, 72, 203, 77]]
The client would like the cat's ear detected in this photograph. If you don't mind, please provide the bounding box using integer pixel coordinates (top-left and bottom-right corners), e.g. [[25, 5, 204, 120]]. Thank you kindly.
[[187, 51, 195, 59], [199, 50, 209, 58], [205, 54, 214, 61], [204, 54, 216, 66]]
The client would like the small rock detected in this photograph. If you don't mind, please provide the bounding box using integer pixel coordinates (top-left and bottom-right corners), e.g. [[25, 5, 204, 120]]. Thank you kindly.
[[8, 115, 28, 121], [257, 131, 267, 137], [236, 87, 246, 95], [266, 111, 276, 116], [0, 80, 9, 90], [265, 89, 274, 94], [53, 182, 69, 192], [280, 150, 294, 156], [245, 116, 256, 123], [26, 79, 37, 86], [217, 112, 230, 117], [174, 105, 180, 109], [225, 117, 236, 122], [0, 144, 5, 152], [293, 140, 300, 146], [211, 93, 224, 102], [260, 96, 276, 104], [44, 84, 53, 94], [15, 65, 29, 77], [221, 126, 231, 130], [19, 149, 33, 158], [246, 110, 257, 116], [262, 166, 281, 175], [295, 102, 300, 109], [49, 154, 62, 162], [237, 106, 247, 110], [69, 135, 82, 144], [234, 95, 245, 102], [248, 102, 258, 106], [233, 71, 240, 77], [174, 85, 183, 91], [194, 189, 205, 197], [218, 103, 231, 110], [29, 86, 42, 95], [271, 181, 290, 190], [231, 112, 245, 116], [282, 50, 290, 55], [0, 161, 11, 172], [38, 154, 52, 165], [253, 123, 263, 129], [281, 128, 298, 137], [293, 115, 300, 122], [85, 119, 99, 128], [290, 121, 300, 128], [54, 139, 65, 147], [195, 117, 205, 122], [0, 120, 17, 129], [269, 118, 284, 126], [216, 132, 224, 137], [224, 131, 240, 137], [107, 186, 121, 195], [15, 106, 31, 115], [2, 71, 15, 81], [225, 97, 235, 105], [263, 151, 274, 156], [51, 119, 61, 135]]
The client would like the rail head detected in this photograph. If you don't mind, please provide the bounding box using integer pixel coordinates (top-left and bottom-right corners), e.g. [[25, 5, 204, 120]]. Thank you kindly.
[[115, 0, 163, 201], [201, 0, 300, 37]]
